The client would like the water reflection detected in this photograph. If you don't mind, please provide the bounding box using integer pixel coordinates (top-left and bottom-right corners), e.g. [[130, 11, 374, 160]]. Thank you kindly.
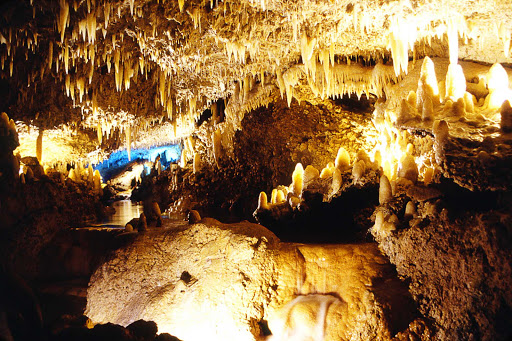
[[101, 200, 143, 227]]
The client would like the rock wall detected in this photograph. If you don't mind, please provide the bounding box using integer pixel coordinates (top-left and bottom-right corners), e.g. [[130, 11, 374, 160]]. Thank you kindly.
[[372, 183, 512, 340], [0, 177, 107, 280]]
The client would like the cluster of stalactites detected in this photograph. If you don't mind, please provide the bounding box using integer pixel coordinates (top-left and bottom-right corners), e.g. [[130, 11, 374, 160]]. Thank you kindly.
[[275, 60, 397, 107], [385, 14, 510, 77]]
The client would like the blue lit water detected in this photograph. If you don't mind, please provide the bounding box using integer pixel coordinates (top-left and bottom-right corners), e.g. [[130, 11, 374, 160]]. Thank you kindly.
[[93, 144, 181, 181]]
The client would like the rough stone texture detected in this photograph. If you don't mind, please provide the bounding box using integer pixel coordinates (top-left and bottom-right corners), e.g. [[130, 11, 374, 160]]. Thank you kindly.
[[86, 219, 422, 341], [132, 95, 376, 223], [0, 177, 110, 280], [373, 185, 512, 341]]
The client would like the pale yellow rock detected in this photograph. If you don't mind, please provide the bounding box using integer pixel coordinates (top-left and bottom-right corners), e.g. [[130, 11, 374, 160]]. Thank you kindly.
[[319, 165, 333, 179], [423, 167, 434, 185], [290, 163, 304, 197], [334, 147, 350, 170], [86, 221, 404, 341], [93, 169, 102, 195], [351, 160, 366, 182], [36, 129, 43, 163], [379, 174, 392, 204], [331, 168, 342, 196], [303, 165, 320, 184], [193, 152, 201, 173], [445, 63, 466, 100], [275, 190, 286, 203], [258, 191, 270, 210], [501, 100, 512, 132], [398, 154, 418, 182]]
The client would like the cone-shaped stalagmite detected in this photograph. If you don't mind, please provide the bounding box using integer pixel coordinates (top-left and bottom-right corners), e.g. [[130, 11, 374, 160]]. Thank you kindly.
[[36, 129, 43, 163]]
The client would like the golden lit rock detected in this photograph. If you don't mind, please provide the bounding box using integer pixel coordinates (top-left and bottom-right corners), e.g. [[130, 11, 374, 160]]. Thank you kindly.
[[86, 222, 414, 341], [290, 163, 304, 198], [379, 175, 392, 205]]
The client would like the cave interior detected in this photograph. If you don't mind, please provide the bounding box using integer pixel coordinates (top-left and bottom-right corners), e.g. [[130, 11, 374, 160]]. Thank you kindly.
[[0, 0, 511, 340]]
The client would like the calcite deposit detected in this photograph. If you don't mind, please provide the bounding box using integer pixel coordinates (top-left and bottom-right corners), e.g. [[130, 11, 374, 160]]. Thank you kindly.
[[0, 0, 512, 340], [86, 220, 422, 341]]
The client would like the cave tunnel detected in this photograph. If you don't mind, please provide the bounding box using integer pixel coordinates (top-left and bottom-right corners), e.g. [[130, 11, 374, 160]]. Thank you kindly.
[[0, 0, 511, 340]]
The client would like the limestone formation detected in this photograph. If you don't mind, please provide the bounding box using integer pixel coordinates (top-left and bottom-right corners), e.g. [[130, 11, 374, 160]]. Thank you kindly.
[[379, 175, 392, 205], [86, 221, 419, 341]]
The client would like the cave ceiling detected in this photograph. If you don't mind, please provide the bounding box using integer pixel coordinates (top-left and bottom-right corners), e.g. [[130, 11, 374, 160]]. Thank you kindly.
[[1, 0, 512, 158]]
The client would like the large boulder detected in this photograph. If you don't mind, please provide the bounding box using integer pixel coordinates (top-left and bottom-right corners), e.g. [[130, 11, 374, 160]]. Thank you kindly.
[[86, 219, 420, 341]]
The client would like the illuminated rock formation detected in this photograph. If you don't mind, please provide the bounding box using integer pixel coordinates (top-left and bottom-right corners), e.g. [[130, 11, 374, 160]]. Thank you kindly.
[[1, 1, 512, 340], [86, 220, 420, 341]]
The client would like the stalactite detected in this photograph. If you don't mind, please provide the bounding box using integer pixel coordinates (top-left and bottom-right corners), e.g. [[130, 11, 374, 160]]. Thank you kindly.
[[58, 0, 69, 42]]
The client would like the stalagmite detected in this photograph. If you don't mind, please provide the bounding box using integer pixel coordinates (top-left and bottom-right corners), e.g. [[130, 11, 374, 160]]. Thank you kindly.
[[398, 154, 418, 182], [319, 162, 334, 179], [257, 192, 270, 210], [156, 161, 162, 175], [36, 129, 43, 162], [486, 63, 511, 109], [379, 175, 392, 204], [445, 63, 466, 100], [352, 160, 366, 182], [213, 128, 222, 166], [423, 167, 434, 185], [87, 164, 93, 183], [275, 190, 286, 203], [126, 125, 131, 161], [405, 201, 417, 219], [193, 152, 201, 173], [331, 168, 342, 195], [501, 100, 512, 132], [26, 167, 34, 181], [188, 210, 201, 224], [416, 57, 439, 118], [289, 196, 301, 208], [271, 189, 278, 204], [373, 211, 397, 238], [433, 120, 449, 163], [422, 96, 434, 121], [93, 169, 102, 195], [138, 213, 147, 231], [335, 146, 350, 170], [68, 168, 77, 182], [463, 92, 475, 113], [303, 165, 319, 183], [290, 163, 304, 197], [433, 120, 449, 144]]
